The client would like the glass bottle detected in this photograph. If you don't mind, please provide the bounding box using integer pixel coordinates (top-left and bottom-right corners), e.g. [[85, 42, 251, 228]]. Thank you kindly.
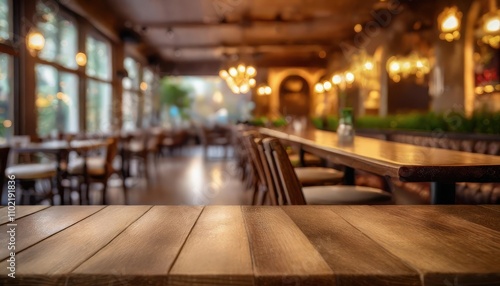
[[337, 108, 355, 145]]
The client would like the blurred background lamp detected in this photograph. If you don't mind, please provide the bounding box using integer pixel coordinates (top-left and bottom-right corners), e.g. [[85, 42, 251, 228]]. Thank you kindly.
[[27, 30, 45, 52]]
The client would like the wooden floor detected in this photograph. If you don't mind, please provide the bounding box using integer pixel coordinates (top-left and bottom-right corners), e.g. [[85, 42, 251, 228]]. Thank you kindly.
[[105, 146, 253, 205]]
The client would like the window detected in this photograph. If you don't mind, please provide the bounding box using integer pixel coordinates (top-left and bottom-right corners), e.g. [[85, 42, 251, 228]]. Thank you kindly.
[[122, 57, 140, 131], [0, 0, 12, 143], [34, 0, 80, 136], [37, 0, 78, 69], [86, 80, 112, 133], [86, 36, 111, 81], [35, 65, 79, 136], [142, 68, 155, 127], [0, 54, 12, 141], [0, 0, 10, 42], [86, 35, 113, 133]]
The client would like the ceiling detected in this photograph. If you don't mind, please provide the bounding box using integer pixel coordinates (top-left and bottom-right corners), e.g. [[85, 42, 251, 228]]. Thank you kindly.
[[68, 0, 442, 73]]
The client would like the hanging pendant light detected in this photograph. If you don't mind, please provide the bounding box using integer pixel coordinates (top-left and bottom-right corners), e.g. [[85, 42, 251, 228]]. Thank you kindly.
[[219, 62, 257, 94], [438, 6, 462, 42]]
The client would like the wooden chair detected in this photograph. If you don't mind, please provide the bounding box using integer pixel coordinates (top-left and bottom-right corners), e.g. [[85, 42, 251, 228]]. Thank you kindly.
[[5, 162, 57, 205], [0, 146, 10, 205], [261, 138, 392, 205], [66, 138, 121, 204], [197, 125, 231, 158], [245, 132, 352, 204]]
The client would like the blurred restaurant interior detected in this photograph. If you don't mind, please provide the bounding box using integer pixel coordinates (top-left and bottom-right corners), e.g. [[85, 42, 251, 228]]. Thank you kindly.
[[1, 0, 500, 285], [0, 0, 499, 206]]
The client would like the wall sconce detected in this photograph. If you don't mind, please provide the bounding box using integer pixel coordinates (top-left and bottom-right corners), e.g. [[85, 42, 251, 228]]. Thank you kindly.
[[330, 71, 355, 90], [386, 53, 431, 82], [481, 0, 500, 48], [314, 82, 325, 93], [257, 84, 272, 96], [438, 6, 462, 42], [26, 30, 45, 55], [75, 52, 87, 67], [140, 82, 148, 91]]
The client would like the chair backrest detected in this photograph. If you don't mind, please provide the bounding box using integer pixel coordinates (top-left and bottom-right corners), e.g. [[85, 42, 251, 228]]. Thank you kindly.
[[252, 137, 281, 206], [105, 137, 118, 176], [262, 138, 307, 205]]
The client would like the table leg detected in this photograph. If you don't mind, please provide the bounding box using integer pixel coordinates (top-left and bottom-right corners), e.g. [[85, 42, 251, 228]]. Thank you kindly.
[[299, 147, 306, 167], [83, 151, 90, 204], [430, 182, 456, 204], [344, 166, 355, 186], [56, 152, 65, 205]]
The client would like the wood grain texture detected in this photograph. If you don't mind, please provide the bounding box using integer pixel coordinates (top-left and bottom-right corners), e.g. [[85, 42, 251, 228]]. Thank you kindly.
[[332, 206, 500, 286], [70, 206, 202, 286], [0, 206, 150, 285], [0, 206, 104, 260], [282, 206, 420, 286], [242, 206, 334, 285], [260, 128, 500, 182], [403, 205, 500, 232], [0, 205, 49, 225], [482, 205, 500, 212], [169, 206, 253, 285], [2, 206, 500, 286]]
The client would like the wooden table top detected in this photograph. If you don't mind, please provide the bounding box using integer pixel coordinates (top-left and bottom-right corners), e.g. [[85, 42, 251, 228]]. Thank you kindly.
[[1, 205, 499, 285], [260, 128, 500, 182]]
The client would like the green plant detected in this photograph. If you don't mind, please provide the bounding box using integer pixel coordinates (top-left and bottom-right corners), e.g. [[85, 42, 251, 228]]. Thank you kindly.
[[250, 117, 267, 127], [316, 110, 500, 135], [272, 117, 287, 128], [160, 78, 192, 119]]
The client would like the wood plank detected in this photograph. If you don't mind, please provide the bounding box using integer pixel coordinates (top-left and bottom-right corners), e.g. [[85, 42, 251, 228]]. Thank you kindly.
[[482, 205, 500, 212], [169, 206, 254, 285], [0, 206, 50, 225], [282, 206, 420, 286], [69, 206, 202, 285], [242, 206, 334, 285], [402, 205, 500, 232], [332, 206, 500, 286], [0, 206, 104, 260], [260, 128, 500, 182], [0, 206, 151, 285]]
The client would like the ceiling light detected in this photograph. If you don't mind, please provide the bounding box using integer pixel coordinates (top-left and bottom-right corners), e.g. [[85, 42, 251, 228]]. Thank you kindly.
[[354, 24, 363, 33], [220, 62, 257, 94], [438, 6, 462, 42]]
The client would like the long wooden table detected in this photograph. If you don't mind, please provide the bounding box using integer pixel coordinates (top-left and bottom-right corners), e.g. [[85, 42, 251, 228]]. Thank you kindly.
[[260, 128, 500, 204], [1, 206, 499, 285]]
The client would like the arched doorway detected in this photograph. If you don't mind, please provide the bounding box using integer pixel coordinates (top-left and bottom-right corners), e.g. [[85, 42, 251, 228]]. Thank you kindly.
[[279, 75, 310, 117]]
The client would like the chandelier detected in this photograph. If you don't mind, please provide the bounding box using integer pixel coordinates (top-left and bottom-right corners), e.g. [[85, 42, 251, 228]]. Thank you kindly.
[[481, 0, 500, 48], [386, 52, 431, 82], [219, 63, 257, 94], [438, 6, 462, 42]]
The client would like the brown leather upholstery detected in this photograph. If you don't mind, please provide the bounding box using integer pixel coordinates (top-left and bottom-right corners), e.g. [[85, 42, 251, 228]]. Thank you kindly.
[[386, 133, 500, 204]]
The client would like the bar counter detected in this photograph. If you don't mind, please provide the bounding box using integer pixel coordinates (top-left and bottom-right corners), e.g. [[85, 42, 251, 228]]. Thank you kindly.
[[1, 206, 499, 285]]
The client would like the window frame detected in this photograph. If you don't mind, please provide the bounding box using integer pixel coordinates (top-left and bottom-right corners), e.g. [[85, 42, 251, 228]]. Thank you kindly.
[[122, 56, 142, 131], [33, 0, 81, 136], [0, 0, 14, 141], [84, 28, 114, 133]]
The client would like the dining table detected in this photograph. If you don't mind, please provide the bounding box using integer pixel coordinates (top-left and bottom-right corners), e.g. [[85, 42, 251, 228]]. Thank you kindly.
[[10, 139, 108, 204], [1, 205, 499, 285], [259, 127, 500, 204]]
